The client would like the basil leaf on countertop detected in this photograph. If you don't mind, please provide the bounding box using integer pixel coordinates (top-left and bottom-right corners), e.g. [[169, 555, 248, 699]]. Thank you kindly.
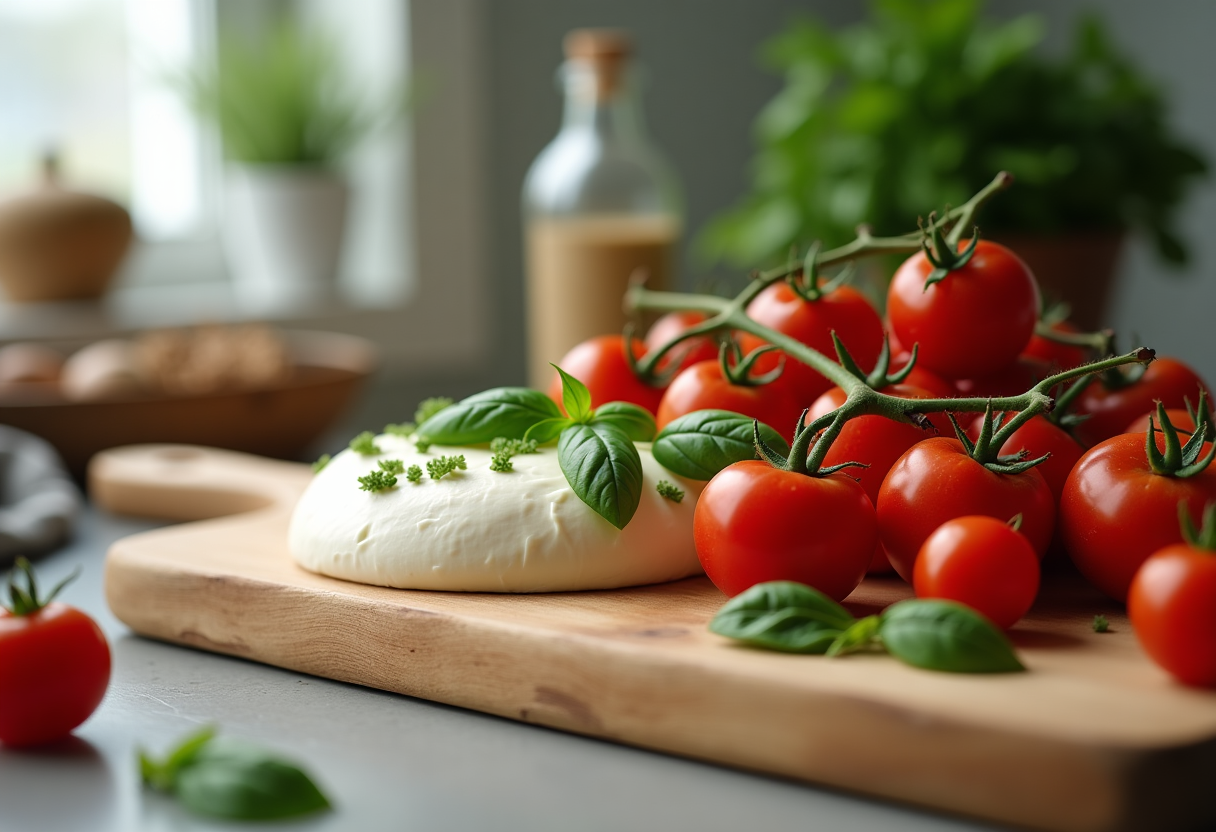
[[558, 422, 643, 530], [653, 410, 791, 480], [141, 728, 331, 821], [592, 401, 657, 442], [709, 581, 856, 653], [879, 599, 1025, 674], [416, 387, 561, 445]]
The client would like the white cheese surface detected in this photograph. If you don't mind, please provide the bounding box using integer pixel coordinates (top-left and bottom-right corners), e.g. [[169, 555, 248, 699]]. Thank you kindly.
[[288, 434, 704, 592]]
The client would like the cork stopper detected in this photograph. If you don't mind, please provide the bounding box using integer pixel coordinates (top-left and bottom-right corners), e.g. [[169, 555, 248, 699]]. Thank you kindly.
[[563, 28, 631, 97]]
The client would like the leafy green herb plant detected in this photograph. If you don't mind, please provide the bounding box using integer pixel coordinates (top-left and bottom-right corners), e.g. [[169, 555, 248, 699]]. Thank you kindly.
[[702, 0, 1207, 267], [656, 480, 685, 503], [175, 18, 408, 165]]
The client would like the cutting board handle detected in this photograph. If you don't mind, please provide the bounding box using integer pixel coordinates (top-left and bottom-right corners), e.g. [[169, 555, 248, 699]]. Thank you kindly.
[[89, 444, 312, 522]]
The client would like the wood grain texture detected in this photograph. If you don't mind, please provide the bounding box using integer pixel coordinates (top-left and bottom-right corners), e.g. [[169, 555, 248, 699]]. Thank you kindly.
[[96, 445, 1216, 832]]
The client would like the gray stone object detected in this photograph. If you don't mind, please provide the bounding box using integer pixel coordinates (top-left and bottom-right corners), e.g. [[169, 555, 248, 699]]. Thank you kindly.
[[0, 424, 80, 564]]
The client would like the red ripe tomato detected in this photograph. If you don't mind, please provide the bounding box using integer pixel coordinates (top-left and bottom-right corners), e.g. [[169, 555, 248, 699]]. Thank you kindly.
[[656, 360, 804, 442], [1073, 357, 1208, 448], [1060, 432, 1216, 602], [1129, 541, 1216, 687], [1022, 321, 1087, 371], [912, 516, 1041, 630], [888, 358, 956, 399], [694, 460, 875, 601], [967, 412, 1085, 503], [741, 282, 884, 402], [548, 335, 665, 415], [1125, 408, 1196, 435], [809, 384, 947, 574], [644, 311, 720, 375], [887, 240, 1040, 380], [1, 601, 111, 747], [952, 356, 1052, 399], [877, 437, 1055, 583]]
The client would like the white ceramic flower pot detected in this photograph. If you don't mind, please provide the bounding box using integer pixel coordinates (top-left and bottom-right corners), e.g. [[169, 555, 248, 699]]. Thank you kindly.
[[222, 165, 350, 310]]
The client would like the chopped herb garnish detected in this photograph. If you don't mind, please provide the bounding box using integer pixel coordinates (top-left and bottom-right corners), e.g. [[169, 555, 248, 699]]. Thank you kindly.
[[349, 431, 381, 456], [488, 436, 538, 473], [427, 454, 467, 480], [490, 437, 538, 455], [414, 438, 432, 453], [1092, 614, 1110, 633], [384, 422, 414, 437], [405, 464, 423, 483], [415, 397, 454, 425], [312, 454, 331, 474], [378, 459, 405, 475], [357, 470, 397, 492], [656, 480, 685, 503]]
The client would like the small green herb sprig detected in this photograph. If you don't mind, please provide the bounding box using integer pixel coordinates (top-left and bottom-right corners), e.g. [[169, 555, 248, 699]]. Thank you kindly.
[[426, 455, 467, 480], [312, 454, 331, 474], [709, 581, 1024, 674], [405, 464, 423, 483], [140, 727, 330, 821], [415, 397, 454, 424], [384, 423, 414, 437], [656, 480, 685, 503], [378, 459, 405, 475], [349, 431, 381, 456], [489, 437, 539, 473], [1092, 614, 1110, 633], [357, 470, 396, 492]]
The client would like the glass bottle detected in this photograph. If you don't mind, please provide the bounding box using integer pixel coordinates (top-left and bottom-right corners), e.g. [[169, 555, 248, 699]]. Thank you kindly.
[[522, 28, 682, 388]]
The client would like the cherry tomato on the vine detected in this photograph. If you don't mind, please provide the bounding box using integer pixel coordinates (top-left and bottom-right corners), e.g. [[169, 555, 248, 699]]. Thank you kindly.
[[644, 311, 721, 375], [741, 282, 884, 402], [1129, 536, 1216, 687], [887, 240, 1040, 380], [1073, 357, 1208, 448], [548, 335, 665, 415], [952, 356, 1052, 400], [912, 516, 1041, 630], [1060, 432, 1216, 602], [694, 460, 875, 601], [967, 412, 1085, 503], [656, 360, 804, 442], [809, 383, 951, 574], [1125, 408, 1196, 435], [1021, 321, 1088, 371], [877, 437, 1055, 583]]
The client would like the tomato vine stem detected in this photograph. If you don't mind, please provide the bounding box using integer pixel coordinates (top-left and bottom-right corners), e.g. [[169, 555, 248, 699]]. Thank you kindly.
[[626, 171, 1156, 472]]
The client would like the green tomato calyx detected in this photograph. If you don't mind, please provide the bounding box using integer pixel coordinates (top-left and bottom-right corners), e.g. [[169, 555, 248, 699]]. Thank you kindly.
[[3, 557, 79, 617]]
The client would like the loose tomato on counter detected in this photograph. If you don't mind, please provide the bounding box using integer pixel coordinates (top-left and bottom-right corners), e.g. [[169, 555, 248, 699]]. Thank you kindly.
[[0, 559, 111, 748], [1060, 408, 1216, 603], [912, 515, 1040, 630], [1073, 357, 1208, 448], [547, 334, 665, 415], [887, 238, 1040, 380], [877, 435, 1055, 582], [1128, 504, 1216, 687]]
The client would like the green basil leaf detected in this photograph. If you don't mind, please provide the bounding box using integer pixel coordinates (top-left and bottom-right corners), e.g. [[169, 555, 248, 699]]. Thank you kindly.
[[592, 401, 657, 442], [558, 423, 643, 530], [553, 365, 593, 422], [139, 726, 217, 792], [175, 738, 331, 821], [879, 599, 1026, 674], [524, 417, 571, 445], [417, 387, 561, 444], [709, 581, 856, 653], [652, 410, 791, 480]]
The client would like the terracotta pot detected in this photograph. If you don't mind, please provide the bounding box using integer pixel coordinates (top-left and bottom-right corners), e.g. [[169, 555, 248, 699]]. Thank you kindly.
[[0, 156, 133, 303], [992, 232, 1124, 331]]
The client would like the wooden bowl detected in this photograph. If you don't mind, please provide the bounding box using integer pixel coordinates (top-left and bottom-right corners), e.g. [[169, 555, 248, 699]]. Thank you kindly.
[[0, 330, 375, 477]]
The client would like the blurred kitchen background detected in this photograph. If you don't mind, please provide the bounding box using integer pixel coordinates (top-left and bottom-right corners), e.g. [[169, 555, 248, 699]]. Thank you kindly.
[[1, 0, 1213, 470]]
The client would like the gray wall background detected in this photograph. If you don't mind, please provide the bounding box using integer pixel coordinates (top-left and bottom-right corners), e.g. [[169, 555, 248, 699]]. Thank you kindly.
[[345, 0, 1216, 435]]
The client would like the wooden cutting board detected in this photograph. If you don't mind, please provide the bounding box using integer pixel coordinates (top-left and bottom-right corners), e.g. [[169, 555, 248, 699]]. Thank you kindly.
[[95, 444, 1216, 832]]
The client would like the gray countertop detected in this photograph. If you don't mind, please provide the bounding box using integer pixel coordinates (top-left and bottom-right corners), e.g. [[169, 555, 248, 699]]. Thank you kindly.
[[0, 506, 1003, 832]]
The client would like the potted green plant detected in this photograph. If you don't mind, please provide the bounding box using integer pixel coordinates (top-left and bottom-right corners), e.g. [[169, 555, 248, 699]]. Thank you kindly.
[[700, 0, 1208, 328], [178, 18, 405, 310]]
